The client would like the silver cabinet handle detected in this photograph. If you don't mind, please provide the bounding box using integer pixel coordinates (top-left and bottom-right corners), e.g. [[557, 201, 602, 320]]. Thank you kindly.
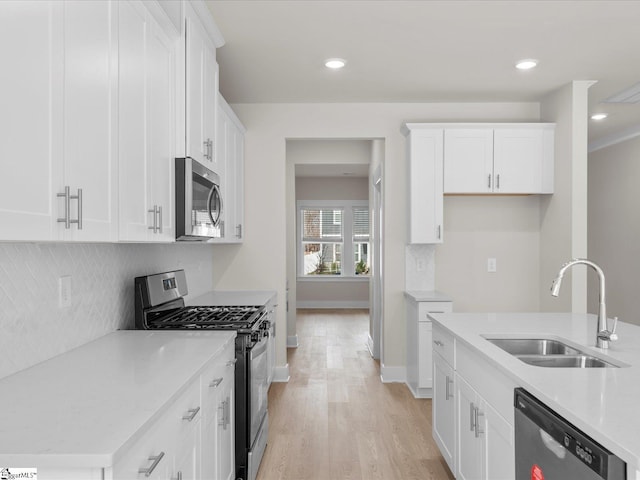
[[171, 472, 183, 480], [236, 224, 242, 239], [148, 205, 157, 233], [433, 340, 444, 347], [75, 188, 82, 230], [470, 402, 476, 432], [182, 406, 200, 422], [224, 395, 231, 429], [488, 174, 492, 189], [57, 187, 82, 229], [226, 358, 237, 367], [57, 186, 71, 228], [203, 138, 213, 161], [445, 375, 453, 400], [139, 452, 165, 477], [209, 377, 223, 388], [496, 174, 500, 190], [437, 224, 442, 239], [157, 205, 163, 234], [475, 407, 484, 438]]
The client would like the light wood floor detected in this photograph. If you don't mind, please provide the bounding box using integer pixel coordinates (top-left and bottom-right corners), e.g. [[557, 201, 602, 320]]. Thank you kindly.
[[256, 309, 455, 480]]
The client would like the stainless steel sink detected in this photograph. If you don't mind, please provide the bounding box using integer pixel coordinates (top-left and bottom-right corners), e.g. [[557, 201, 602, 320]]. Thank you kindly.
[[486, 338, 580, 356], [484, 337, 620, 368], [515, 354, 616, 368]]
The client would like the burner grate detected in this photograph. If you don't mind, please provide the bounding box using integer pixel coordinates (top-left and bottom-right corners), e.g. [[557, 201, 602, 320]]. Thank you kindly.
[[148, 305, 263, 330]]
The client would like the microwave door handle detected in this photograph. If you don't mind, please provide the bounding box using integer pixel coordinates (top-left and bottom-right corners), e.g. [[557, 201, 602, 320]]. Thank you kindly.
[[208, 184, 223, 227]]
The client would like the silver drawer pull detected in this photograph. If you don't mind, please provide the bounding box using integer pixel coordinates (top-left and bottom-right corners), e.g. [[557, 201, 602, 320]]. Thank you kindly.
[[433, 340, 444, 347], [475, 408, 484, 438], [139, 451, 165, 477], [445, 375, 453, 400], [209, 377, 223, 388], [171, 472, 183, 480], [226, 358, 237, 367], [182, 406, 200, 422]]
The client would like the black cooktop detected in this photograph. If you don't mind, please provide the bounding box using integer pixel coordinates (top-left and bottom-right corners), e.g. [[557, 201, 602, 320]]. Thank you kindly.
[[146, 305, 264, 331]]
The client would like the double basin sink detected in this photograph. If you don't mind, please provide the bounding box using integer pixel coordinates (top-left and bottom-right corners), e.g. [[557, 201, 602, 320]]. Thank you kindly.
[[484, 337, 619, 368]]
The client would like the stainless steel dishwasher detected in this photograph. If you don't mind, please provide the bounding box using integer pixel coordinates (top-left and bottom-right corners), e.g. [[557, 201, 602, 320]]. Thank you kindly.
[[514, 388, 626, 480]]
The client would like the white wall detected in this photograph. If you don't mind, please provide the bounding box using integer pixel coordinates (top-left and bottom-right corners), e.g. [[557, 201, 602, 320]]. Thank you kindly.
[[588, 135, 640, 326], [214, 102, 540, 369], [435, 196, 542, 312], [539, 81, 591, 312], [0, 243, 215, 379]]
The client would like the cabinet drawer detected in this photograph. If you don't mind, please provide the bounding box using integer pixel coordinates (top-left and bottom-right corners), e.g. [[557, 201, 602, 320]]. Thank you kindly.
[[418, 301, 452, 320], [432, 323, 455, 366], [111, 379, 200, 479]]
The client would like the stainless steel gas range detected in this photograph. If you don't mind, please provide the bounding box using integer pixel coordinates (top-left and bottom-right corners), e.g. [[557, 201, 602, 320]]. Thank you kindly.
[[134, 270, 269, 480]]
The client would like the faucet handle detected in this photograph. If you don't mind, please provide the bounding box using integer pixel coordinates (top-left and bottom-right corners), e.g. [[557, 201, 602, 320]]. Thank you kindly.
[[609, 316, 619, 341]]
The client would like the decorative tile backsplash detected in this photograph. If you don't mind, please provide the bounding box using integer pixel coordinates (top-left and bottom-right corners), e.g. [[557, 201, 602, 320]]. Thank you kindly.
[[405, 244, 436, 291], [0, 243, 215, 379]]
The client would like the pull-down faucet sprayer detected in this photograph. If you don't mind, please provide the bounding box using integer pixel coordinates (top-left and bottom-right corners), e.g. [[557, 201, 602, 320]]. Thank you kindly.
[[551, 258, 618, 349]]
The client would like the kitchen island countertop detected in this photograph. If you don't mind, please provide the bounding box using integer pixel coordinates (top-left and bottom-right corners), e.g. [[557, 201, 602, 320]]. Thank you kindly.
[[429, 312, 640, 472]]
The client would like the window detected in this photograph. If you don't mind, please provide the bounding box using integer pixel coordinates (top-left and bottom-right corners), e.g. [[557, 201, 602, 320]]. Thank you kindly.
[[298, 201, 370, 278]]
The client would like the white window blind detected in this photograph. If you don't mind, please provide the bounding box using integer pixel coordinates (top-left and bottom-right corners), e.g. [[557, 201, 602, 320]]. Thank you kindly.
[[352, 207, 369, 242]]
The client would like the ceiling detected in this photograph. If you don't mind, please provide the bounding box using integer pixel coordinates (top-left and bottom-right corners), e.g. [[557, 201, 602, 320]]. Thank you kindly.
[[206, 1, 640, 145]]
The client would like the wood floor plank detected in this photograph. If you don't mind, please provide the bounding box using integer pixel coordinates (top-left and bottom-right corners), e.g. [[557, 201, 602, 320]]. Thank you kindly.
[[257, 309, 455, 480]]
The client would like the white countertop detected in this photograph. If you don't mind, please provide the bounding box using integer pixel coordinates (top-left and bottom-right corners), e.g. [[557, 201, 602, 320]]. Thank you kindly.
[[404, 290, 453, 302], [429, 312, 640, 471], [0, 330, 236, 469], [188, 289, 276, 307]]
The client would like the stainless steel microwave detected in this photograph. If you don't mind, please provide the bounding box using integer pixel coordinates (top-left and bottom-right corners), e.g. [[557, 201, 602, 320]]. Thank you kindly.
[[175, 157, 222, 241]]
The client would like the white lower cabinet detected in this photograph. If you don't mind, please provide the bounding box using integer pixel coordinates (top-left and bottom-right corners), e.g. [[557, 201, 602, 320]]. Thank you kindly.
[[433, 352, 455, 474], [432, 323, 515, 479], [455, 375, 513, 480], [406, 298, 453, 398]]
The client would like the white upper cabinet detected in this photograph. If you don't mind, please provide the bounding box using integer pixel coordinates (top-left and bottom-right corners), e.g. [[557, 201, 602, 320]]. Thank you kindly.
[[0, 1, 118, 242], [444, 129, 494, 193], [118, 0, 177, 242], [60, 0, 118, 241], [403, 125, 444, 244], [443, 124, 555, 194], [186, 4, 221, 175], [211, 94, 245, 243], [0, 1, 63, 241]]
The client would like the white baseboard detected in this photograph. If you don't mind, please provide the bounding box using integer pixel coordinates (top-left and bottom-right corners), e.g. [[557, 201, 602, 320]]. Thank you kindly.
[[287, 334, 299, 348], [406, 382, 433, 399], [273, 364, 290, 383], [380, 364, 406, 383], [296, 301, 369, 309]]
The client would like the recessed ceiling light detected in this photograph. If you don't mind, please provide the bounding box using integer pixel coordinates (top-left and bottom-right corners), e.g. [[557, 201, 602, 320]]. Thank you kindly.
[[591, 113, 608, 120], [515, 59, 538, 70], [325, 58, 346, 69]]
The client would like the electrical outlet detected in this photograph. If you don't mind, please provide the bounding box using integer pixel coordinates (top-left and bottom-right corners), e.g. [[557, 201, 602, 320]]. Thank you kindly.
[[416, 258, 425, 272], [59, 275, 71, 308], [487, 258, 497, 273]]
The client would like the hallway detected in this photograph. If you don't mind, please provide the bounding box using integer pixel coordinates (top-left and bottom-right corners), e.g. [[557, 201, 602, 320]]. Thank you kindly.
[[257, 309, 455, 480]]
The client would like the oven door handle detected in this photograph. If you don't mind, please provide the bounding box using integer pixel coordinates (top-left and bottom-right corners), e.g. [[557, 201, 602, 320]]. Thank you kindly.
[[250, 336, 269, 360]]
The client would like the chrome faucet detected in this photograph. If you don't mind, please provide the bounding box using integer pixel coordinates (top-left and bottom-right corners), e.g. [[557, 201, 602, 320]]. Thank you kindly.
[[550, 258, 618, 349]]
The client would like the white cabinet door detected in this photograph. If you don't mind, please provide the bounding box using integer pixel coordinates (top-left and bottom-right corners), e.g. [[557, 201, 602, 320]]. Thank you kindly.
[[61, 0, 118, 241], [405, 127, 444, 244], [118, 0, 177, 242], [456, 374, 483, 480], [433, 352, 456, 475], [481, 399, 514, 480], [0, 1, 62, 241], [444, 129, 494, 194], [186, 5, 219, 171], [216, 370, 235, 480], [493, 128, 551, 194], [212, 95, 245, 243]]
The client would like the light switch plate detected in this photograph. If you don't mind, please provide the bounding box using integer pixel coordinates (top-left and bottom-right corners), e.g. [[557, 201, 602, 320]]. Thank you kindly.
[[487, 258, 497, 273]]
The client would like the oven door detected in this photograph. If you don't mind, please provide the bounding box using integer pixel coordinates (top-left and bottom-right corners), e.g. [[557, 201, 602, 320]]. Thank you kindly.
[[175, 157, 222, 240], [249, 333, 269, 444]]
